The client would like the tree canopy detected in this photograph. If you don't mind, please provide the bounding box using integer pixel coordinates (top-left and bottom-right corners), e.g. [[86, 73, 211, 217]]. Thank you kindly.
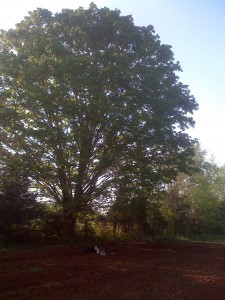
[[0, 3, 198, 236]]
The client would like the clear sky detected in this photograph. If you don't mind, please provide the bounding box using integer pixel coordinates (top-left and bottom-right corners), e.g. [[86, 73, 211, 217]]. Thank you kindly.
[[1, 0, 225, 165]]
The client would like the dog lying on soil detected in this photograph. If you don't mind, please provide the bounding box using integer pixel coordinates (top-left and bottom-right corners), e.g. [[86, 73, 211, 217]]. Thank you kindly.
[[87, 245, 113, 255]]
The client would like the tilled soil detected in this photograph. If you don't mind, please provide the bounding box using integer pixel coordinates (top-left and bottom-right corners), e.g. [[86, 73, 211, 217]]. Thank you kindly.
[[0, 241, 225, 299]]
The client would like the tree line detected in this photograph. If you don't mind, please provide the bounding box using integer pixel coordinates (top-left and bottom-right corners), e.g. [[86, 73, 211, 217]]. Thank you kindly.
[[1, 147, 225, 242]]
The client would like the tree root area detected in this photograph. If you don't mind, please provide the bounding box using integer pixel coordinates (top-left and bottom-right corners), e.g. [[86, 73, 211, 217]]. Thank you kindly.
[[1, 241, 225, 299]]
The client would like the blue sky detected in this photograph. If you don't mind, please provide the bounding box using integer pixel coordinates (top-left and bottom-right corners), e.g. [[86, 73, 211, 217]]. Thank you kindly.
[[1, 0, 225, 165]]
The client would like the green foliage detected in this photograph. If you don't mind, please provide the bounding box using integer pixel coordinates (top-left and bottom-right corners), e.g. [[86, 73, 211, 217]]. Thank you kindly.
[[43, 204, 64, 238], [161, 148, 225, 236], [0, 158, 43, 242], [0, 4, 198, 236], [108, 147, 225, 239]]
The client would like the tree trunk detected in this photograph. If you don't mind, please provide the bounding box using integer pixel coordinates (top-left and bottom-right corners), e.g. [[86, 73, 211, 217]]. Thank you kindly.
[[62, 207, 76, 238]]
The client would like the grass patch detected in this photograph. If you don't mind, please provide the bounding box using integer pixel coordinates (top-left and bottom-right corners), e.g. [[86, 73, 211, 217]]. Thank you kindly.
[[183, 234, 225, 243]]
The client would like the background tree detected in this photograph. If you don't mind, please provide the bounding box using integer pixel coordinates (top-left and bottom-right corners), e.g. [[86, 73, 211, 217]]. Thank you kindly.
[[162, 148, 225, 236], [0, 157, 42, 242], [0, 3, 198, 236]]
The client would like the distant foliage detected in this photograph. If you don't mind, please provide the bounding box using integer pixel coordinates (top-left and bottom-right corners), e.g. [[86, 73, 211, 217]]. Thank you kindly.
[[0, 159, 43, 242], [159, 148, 225, 237]]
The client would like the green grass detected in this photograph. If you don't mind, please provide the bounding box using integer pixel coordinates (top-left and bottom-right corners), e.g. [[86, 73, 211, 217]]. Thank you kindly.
[[180, 234, 225, 243], [1, 232, 225, 252]]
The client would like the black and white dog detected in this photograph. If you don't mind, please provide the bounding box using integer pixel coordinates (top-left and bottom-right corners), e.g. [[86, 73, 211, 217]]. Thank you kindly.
[[94, 245, 109, 255], [87, 245, 113, 255]]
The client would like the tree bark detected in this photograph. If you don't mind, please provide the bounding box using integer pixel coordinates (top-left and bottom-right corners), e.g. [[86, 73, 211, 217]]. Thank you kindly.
[[63, 208, 76, 237]]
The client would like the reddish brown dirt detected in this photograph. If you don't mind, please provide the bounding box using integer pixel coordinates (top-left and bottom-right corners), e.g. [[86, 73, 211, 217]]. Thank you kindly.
[[0, 241, 225, 300]]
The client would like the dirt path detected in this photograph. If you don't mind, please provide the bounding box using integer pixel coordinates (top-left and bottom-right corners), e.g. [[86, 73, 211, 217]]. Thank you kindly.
[[0, 241, 225, 299]]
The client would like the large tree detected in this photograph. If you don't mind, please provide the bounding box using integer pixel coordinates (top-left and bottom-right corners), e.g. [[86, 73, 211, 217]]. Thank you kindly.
[[0, 3, 198, 236]]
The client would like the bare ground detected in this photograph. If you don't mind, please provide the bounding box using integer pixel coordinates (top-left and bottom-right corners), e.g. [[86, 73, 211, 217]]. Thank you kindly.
[[0, 241, 225, 299]]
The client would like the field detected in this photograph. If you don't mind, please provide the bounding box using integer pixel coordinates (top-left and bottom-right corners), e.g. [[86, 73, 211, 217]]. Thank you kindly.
[[1, 241, 225, 299]]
